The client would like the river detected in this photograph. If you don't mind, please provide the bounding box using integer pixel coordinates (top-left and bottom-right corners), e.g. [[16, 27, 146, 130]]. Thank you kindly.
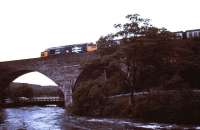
[[0, 106, 199, 130]]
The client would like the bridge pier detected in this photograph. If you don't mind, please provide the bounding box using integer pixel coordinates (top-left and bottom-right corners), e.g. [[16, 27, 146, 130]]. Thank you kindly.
[[63, 84, 73, 108]]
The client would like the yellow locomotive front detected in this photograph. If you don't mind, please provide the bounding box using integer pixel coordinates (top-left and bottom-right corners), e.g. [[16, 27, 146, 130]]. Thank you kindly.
[[41, 51, 48, 58]]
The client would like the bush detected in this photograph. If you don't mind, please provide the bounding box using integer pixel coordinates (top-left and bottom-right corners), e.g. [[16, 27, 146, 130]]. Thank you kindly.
[[133, 90, 200, 123], [9, 83, 34, 100], [71, 57, 129, 116], [71, 80, 107, 116], [101, 96, 133, 118]]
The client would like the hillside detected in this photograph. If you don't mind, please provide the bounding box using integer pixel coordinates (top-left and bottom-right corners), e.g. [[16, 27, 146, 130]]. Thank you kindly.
[[6, 82, 63, 98]]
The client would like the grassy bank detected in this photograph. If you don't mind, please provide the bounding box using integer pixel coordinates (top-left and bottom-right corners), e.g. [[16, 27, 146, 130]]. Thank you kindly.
[[70, 90, 200, 124], [107, 90, 200, 123]]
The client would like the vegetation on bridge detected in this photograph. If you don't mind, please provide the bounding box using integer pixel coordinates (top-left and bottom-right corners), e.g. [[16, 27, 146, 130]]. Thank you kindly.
[[70, 14, 200, 123]]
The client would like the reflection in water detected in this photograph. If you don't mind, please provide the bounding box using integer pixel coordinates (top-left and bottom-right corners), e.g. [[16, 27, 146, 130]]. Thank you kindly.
[[0, 106, 200, 130], [0, 109, 5, 124]]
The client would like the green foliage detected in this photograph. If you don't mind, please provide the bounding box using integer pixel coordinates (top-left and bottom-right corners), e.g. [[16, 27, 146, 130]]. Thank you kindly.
[[133, 90, 200, 123], [96, 13, 176, 105], [9, 83, 34, 100], [114, 14, 151, 39], [101, 96, 133, 118], [180, 64, 200, 89], [113, 14, 175, 41], [71, 80, 107, 116], [96, 34, 119, 56], [5, 83, 63, 100], [71, 56, 128, 116]]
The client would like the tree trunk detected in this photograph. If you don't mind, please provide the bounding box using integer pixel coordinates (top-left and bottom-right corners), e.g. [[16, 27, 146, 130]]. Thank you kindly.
[[129, 86, 135, 106]]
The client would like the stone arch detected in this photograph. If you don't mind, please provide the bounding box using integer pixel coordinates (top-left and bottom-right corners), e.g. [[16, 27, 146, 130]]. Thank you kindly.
[[1, 70, 34, 90], [0, 53, 97, 107]]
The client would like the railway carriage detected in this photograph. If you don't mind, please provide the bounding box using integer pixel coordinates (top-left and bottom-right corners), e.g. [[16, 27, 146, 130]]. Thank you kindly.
[[174, 29, 200, 40], [185, 29, 200, 39]]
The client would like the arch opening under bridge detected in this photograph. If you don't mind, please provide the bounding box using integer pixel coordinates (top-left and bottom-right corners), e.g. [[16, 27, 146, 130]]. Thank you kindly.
[[2, 71, 65, 106]]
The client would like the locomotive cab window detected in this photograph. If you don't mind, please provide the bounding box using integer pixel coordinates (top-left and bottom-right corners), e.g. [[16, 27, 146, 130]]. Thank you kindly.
[[49, 50, 55, 54]]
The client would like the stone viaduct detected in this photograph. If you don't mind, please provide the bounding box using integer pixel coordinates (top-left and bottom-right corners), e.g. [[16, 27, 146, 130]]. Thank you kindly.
[[0, 53, 97, 107]]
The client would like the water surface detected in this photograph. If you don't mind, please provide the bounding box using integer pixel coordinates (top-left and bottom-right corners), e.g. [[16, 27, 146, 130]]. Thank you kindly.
[[0, 106, 199, 130]]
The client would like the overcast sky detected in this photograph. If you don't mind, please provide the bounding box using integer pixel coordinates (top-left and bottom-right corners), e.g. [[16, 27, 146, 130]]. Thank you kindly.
[[0, 0, 200, 61], [1, 0, 200, 85]]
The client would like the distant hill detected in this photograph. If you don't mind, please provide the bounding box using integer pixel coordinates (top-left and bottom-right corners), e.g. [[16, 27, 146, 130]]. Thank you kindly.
[[8, 82, 63, 97]]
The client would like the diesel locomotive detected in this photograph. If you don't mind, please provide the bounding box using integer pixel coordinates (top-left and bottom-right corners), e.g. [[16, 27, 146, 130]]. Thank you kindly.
[[41, 43, 97, 57]]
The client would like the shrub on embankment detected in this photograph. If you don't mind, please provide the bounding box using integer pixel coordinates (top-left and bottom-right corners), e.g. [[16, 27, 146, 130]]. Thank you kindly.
[[71, 88, 200, 123], [133, 90, 200, 123], [70, 80, 107, 116], [108, 90, 200, 124], [69, 58, 130, 116]]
